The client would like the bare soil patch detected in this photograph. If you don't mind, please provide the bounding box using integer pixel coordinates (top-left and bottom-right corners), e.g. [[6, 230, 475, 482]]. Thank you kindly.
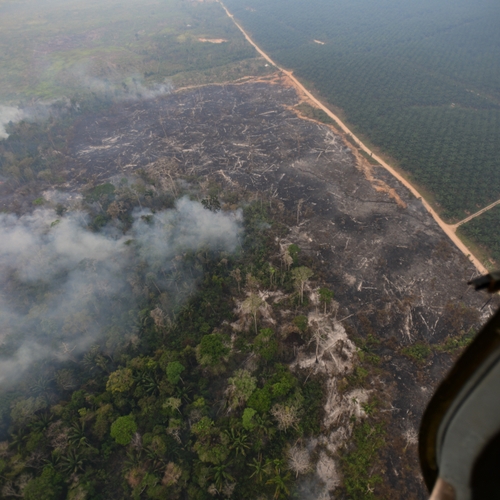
[[197, 37, 228, 43]]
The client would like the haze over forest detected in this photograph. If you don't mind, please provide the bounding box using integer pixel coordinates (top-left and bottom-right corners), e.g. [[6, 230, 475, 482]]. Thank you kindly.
[[0, 0, 498, 498]]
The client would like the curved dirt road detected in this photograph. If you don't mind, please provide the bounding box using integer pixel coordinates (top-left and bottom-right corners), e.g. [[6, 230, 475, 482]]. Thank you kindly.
[[217, 0, 488, 274]]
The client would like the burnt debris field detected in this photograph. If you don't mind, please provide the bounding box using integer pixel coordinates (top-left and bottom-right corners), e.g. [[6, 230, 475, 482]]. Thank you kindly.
[[62, 79, 494, 495], [1, 77, 496, 498], [68, 77, 490, 332]]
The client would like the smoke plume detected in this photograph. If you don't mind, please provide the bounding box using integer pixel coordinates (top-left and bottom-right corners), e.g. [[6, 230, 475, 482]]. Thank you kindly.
[[0, 197, 241, 385], [78, 73, 173, 101], [0, 100, 69, 139], [0, 72, 171, 139], [0, 106, 25, 139]]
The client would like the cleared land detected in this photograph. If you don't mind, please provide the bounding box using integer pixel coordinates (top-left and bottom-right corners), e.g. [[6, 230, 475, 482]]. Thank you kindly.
[[58, 81, 498, 498], [0, 66, 497, 498], [218, 0, 488, 274]]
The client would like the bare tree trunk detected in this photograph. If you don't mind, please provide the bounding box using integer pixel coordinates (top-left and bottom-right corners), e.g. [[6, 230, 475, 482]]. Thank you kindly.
[[296, 198, 304, 225]]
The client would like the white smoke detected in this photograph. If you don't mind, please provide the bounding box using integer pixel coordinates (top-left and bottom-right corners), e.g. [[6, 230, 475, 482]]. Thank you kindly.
[[0, 73, 172, 140], [134, 197, 242, 265], [0, 197, 242, 384], [0, 100, 69, 139], [79, 73, 173, 101], [0, 105, 25, 139], [67, 61, 173, 101]]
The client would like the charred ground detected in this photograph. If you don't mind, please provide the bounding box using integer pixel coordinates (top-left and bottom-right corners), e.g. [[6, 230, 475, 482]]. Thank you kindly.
[[2, 77, 497, 497]]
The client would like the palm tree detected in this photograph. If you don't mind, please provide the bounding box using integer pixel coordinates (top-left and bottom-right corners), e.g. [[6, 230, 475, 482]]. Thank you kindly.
[[68, 421, 91, 449], [224, 428, 250, 457], [175, 384, 192, 404], [83, 345, 108, 373], [265, 457, 286, 476], [248, 455, 266, 484], [44, 451, 61, 469], [123, 450, 147, 475], [181, 303, 195, 325], [210, 463, 234, 491], [142, 373, 160, 396], [60, 448, 85, 475], [30, 376, 52, 400], [145, 446, 166, 474], [254, 414, 276, 440], [29, 411, 53, 433], [266, 471, 291, 499], [9, 428, 29, 453]]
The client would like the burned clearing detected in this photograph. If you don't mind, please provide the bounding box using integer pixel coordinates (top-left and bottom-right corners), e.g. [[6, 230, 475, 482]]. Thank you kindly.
[[19, 78, 498, 497], [66, 77, 493, 339]]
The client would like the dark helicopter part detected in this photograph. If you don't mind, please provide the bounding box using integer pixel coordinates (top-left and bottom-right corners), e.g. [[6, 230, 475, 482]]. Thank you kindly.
[[468, 271, 500, 293], [419, 272, 500, 500]]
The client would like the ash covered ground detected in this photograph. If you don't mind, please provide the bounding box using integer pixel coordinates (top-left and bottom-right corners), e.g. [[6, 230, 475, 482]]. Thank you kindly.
[[28, 78, 500, 497]]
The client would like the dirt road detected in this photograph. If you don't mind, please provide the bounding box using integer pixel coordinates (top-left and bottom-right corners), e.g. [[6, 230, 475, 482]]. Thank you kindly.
[[451, 199, 500, 231], [217, 0, 488, 275]]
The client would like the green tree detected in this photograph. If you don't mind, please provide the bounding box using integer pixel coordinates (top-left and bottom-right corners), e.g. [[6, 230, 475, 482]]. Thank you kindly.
[[10, 397, 46, 427], [191, 416, 214, 439], [106, 368, 134, 394], [253, 328, 278, 361], [55, 369, 76, 391], [291, 266, 313, 304], [293, 315, 308, 333], [194, 439, 230, 465], [166, 361, 185, 385], [268, 263, 277, 287], [318, 287, 334, 314], [242, 293, 264, 334], [196, 333, 230, 369], [230, 268, 242, 293], [247, 388, 272, 413], [110, 415, 137, 445], [163, 397, 182, 414], [287, 244, 300, 264], [201, 195, 221, 212], [242, 408, 257, 430], [23, 467, 65, 500], [227, 370, 257, 409]]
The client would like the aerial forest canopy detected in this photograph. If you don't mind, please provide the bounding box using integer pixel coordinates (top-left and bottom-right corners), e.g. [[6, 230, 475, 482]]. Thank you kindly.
[[0, 179, 327, 499], [0, 0, 497, 498], [225, 0, 500, 261]]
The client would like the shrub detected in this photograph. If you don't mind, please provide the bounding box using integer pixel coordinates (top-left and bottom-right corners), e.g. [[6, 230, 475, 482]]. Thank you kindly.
[[402, 343, 431, 363]]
